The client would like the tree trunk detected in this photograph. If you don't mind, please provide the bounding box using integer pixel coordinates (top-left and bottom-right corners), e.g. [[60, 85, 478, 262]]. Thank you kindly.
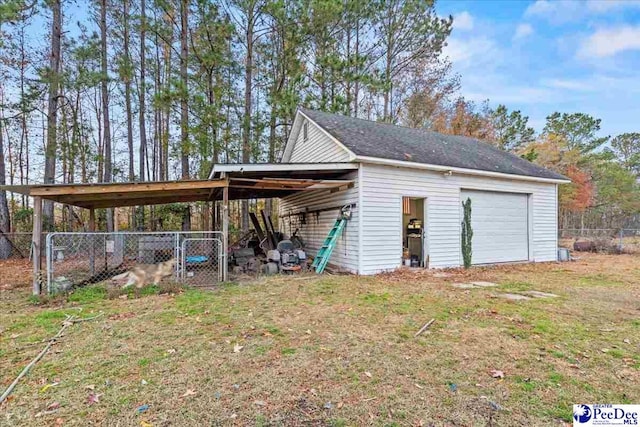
[[0, 18, 11, 257], [122, 0, 135, 229], [19, 24, 29, 207], [100, 0, 114, 231], [353, 16, 360, 116], [180, 0, 191, 231], [43, 0, 62, 231], [136, 0, 147, 230], [241, 3, 255, 233], [153, 28, 161, 182], [265, 101, 277, 218], [0, 83, 11, 258], [382, 8, 394, 123], [383, 49, 392, 122], [139, 0, 147, 183], [124, 0, 134, 182]]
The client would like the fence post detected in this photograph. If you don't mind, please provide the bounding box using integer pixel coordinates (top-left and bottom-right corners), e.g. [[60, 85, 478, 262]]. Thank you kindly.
[[32, 196, 43, 295], [619, 229, 624, 252], [222, 174, 229, 282]]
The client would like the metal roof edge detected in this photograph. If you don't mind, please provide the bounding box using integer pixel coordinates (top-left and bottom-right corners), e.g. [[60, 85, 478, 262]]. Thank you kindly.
[[210, 162, 359, 176]]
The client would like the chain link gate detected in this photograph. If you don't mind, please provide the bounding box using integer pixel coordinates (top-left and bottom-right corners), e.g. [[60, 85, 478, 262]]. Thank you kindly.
[[46, 231, 225, 293], [180, 238, 223, 285]]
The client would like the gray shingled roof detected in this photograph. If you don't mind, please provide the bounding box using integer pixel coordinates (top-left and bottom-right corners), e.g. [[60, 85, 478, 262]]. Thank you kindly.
[[300, 108, 567, 181]]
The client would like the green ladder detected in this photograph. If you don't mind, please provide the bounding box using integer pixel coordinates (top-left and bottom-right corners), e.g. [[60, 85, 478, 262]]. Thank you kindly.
[[311, 206, 352, 274]]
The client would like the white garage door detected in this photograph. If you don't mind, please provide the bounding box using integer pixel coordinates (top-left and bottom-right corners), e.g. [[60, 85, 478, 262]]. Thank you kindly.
[[460, 190, 529, 264]]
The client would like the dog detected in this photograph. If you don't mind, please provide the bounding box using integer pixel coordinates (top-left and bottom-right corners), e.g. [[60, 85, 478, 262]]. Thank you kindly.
[[111, 258, 176, 288]]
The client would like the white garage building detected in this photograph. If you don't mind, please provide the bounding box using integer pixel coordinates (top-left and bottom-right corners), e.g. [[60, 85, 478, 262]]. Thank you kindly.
[[215, 108, 569, 275]]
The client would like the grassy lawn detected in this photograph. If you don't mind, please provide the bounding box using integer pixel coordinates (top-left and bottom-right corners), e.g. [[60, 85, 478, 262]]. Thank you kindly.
[[1, 253, 639, 426]]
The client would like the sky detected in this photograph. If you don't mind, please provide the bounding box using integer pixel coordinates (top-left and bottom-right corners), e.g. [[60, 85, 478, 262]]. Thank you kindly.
[[436, 0, 640, 137]]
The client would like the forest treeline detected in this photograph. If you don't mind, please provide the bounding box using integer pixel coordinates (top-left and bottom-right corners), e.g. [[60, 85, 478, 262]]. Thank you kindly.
[[0, 0, 638, 246]]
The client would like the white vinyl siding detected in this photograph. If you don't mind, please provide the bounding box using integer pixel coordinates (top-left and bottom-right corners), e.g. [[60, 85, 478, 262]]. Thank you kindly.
[[279, 171, 358, 273], [359, 163, 558, 274], [460, 190, 529, 264], [289, 119, 351, 163]]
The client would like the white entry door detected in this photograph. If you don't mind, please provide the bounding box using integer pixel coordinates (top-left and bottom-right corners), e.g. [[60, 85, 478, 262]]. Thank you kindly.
[[460, 190, 529, 264]]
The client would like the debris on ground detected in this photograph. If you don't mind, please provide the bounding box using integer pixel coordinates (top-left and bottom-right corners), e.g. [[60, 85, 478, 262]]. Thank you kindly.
[[86, 393, 101, 405], [495, 293, 532, 301], [432, 272, 451, 278], [35, 401, 61, 418], [490, 370, 505, 379], [470, 281, 498, 287], [452, 283, 477, 289], [452, 281, 498, 289], [415, 318, 436, 337], [40, 382, 59, 393], [181, 389, 197, 398], [522, 291, 559, 298], [488, 400, 504, 411], [136, 404, 149, 414]]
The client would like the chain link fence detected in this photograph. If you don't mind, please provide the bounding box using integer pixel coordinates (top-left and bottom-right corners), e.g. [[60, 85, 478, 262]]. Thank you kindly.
[[0, 232, 47, 260], [45, 231, 224, 293], [559, 229, 640, 254]]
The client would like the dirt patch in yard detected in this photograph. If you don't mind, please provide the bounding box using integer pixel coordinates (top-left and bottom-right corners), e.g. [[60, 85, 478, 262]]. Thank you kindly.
[[0, 258, 32, 291], [1, 253, 639, 426]]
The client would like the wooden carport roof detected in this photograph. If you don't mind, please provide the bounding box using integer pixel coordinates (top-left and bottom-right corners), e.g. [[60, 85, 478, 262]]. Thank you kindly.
[[2, 180, 228, 209], [1, 163, 358, 209]]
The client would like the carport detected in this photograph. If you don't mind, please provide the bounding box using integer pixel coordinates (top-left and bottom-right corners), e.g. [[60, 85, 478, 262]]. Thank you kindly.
[[0, 163, 358, 294]]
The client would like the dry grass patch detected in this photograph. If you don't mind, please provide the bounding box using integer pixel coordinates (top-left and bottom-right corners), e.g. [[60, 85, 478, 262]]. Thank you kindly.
[[0, 253, 639, 426]]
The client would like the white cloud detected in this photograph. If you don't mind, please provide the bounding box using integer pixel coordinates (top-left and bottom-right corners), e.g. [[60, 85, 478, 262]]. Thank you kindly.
[[525, 0, 640, 22], [541, 78, 594, 91], [444, 36, 500, 70], [586, 0, 640, 12], [579, 26, 640, 57], [514, 23, 534, 40], [525, 0, 564, 17], [540, 74, 640, 96], [465, 87, 556, 105], [453, 11, 474, 32]]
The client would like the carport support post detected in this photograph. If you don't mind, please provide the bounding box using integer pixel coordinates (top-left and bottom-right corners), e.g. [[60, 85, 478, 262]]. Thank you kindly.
[[32, 196, 43, 295], [89, 208, 95, 231], [89, 208, 96, 275], [222, 175, 229, 282]]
